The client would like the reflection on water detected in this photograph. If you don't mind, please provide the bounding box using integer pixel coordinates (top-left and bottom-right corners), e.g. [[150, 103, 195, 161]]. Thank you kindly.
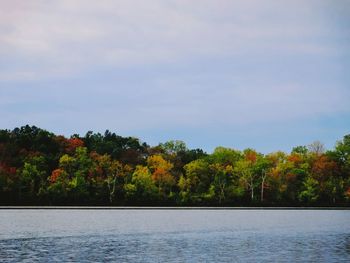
[[0, 210, 349, 262]]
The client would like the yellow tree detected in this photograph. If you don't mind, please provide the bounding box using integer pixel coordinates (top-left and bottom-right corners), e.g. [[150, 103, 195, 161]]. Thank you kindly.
[[233, 149, 258, 202], [147, 155, 175, 197]]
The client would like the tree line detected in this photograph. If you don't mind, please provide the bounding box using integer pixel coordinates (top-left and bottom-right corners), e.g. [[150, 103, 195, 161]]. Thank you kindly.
[[0, 125, 349, 206]]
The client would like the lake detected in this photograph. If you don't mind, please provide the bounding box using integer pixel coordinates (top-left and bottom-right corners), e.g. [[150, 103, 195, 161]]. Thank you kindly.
[[0, 209, 349, 262]]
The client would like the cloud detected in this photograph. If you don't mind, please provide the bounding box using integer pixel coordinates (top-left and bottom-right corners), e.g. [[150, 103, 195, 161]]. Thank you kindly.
[[0, 0, 349, 152], [0, 0, 346, 80]]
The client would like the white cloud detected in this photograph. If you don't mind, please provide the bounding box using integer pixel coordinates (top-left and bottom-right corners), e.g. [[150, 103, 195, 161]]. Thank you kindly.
[[0, 0, 349, 148], [0, 0, 344, 80]]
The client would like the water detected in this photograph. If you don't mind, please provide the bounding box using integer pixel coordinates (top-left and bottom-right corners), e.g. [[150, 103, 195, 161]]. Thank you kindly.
[[0, 209, 349, 262]]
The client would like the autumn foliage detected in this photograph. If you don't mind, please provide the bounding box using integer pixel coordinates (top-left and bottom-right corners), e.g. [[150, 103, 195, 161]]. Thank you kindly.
[[0, 125, 349, 206]]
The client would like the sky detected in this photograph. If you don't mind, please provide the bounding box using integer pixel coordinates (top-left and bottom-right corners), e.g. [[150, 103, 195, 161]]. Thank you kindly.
[[0, 0, 349, 153]]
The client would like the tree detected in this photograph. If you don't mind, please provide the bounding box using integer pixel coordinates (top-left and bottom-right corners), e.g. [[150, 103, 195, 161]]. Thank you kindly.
[[209, 163, 233, 204], [83, 130, 147, 163], [311, 154, 342, 204], [0, 163, 18, 204], [210, 147, 242, 165], [183, 158, 211, 201], [234, 149, 259, 202], [0, 125, 349, 206], [128, 165, 158, 202], [21, 156, 48, 199], [234, 160, 255, 201], [159, 140, 187, 155], [66, 138, 84, 154], [308, 141, 325, 156], [48, 147, 93, 203], [147, 155, 175, 198], [333, 134, 350, 176], [177, 175, 191, 204], [298, 177, 319, 203], [292, 146, 308, 155], [106, 160, 131, 204], [253, 156, 273, 202]]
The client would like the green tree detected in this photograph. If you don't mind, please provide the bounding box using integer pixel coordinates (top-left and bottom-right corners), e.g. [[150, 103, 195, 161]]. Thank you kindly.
[[159, 140, 187, 155], [183, 159, 211, 202], [233, 149, 260, 202], [128, 165, 158, 202], [234, 160, 255, 202], [298, 177, 319, 203], [253, 156, 273, 202], [209, 164, 233, 204], [21, 160, 46, 198], [210, 147, 242, 165]]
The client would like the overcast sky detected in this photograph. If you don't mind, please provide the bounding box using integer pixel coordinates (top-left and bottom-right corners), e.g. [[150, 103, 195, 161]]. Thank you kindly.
[[0, 0, 349, 153]]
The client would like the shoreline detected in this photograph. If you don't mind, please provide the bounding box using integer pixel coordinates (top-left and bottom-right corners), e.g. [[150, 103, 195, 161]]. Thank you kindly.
[[1, 206, 349, 210]]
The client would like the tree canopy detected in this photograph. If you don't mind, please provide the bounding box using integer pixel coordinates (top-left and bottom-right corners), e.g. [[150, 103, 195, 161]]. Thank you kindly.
[[0, 125, 349, 206]]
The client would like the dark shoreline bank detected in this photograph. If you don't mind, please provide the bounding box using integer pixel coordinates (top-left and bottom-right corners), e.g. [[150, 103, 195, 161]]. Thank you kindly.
[[1, 206, 349, 210]]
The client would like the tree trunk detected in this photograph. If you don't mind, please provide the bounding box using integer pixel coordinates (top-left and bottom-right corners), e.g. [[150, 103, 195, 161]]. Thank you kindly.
[[261, 174, 266, 202], [219, 185, 225, 204], [261, 180, 264, 202], [250, 177, 254, 201], [108, 176, 117, 204]]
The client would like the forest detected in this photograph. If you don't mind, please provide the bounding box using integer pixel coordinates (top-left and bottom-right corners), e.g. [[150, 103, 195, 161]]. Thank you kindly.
[[0, 125, 349, 206]]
